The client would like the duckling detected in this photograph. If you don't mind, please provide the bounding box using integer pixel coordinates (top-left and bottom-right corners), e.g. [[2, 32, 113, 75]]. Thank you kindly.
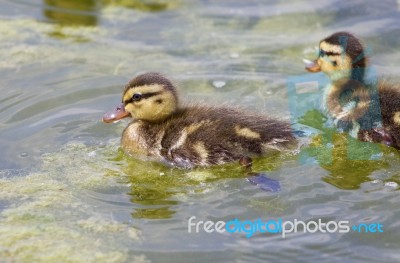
[[304, 31, 400, 148], [103, 72, 296, 169]]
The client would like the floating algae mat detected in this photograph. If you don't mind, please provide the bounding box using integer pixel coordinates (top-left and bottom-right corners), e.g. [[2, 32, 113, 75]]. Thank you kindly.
[[0, 139, 294, 262], [2, 137, 400, 262], [0, 142, 147, 262]]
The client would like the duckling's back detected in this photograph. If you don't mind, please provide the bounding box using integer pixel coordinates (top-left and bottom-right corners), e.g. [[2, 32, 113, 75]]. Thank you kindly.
[[123, 105, 296, 168], [375, 81, 400, 148]]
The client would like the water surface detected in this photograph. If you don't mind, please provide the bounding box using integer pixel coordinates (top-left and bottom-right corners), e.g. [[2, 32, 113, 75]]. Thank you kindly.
[[1, 0, 400, 262]]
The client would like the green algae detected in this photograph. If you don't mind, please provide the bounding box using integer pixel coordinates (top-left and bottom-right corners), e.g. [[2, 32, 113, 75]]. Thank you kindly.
[[0, 142, 145, 263], [0, 140, 292, 261]]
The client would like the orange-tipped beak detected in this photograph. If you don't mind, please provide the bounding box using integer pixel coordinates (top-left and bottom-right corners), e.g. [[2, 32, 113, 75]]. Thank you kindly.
[[304, 59, 321, 73], [102, 103, 131, 123]]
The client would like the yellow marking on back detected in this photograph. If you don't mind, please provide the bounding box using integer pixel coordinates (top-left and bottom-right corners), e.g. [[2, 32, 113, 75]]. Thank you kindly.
[[357, 101, 369, 110], [193, 141, 208, 163], [169, 122, 205, 152], [186, 122, 205, 134], [171, 130, 188, 152], [150, 129, 165, 157], [235, 126, 261, 139], [393, 112, 400, 125]]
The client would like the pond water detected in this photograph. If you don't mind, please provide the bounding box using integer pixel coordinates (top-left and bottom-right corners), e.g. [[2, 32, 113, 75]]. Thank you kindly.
[[1, 0, 400, 262]]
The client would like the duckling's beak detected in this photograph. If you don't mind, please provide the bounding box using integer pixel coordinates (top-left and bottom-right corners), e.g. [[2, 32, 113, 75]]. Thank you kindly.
[[303, 59, 321, 72], [102, 103, 131, 123]]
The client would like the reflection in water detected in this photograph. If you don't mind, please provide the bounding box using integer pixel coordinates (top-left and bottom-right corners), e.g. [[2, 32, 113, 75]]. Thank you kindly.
[[41, 0, 181, 40], [116, 149, 288, 219], [43, 0, 98, 26], [42, 0, 181, 27], [298, 109, 398, 189], [309, 133, 391, 189], [102, 0, 180, 12]]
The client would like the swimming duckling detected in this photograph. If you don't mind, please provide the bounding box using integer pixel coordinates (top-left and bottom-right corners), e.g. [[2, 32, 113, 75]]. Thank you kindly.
[[304, 31, 400, 148], [103, 72, 296, 169]]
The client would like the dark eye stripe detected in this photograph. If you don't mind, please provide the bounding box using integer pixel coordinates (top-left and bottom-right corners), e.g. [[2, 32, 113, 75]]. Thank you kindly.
[[320, 49, 341, 57], [123, 91, 162, 104]]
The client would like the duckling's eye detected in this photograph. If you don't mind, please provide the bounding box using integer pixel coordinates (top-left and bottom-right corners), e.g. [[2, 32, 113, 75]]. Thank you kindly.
[[132, 93, 142, 101], [319, 50, 326, 57], [332, 61, 337, 66]]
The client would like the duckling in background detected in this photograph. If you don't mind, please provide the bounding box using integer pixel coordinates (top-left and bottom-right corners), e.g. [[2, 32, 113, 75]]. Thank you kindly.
[[304, 31, 400, 149], [103, 73, 297, 191]]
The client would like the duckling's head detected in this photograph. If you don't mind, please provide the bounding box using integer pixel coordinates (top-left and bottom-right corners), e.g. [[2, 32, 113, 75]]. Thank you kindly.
[[305, 31, 367, 82], [103, 72, 178, 123]]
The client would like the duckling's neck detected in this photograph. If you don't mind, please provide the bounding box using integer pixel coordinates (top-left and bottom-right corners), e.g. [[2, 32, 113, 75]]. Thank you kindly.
[[350, 67, 366, 83], [329, 67, 366, 84], [136, 107, 184, 125]]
